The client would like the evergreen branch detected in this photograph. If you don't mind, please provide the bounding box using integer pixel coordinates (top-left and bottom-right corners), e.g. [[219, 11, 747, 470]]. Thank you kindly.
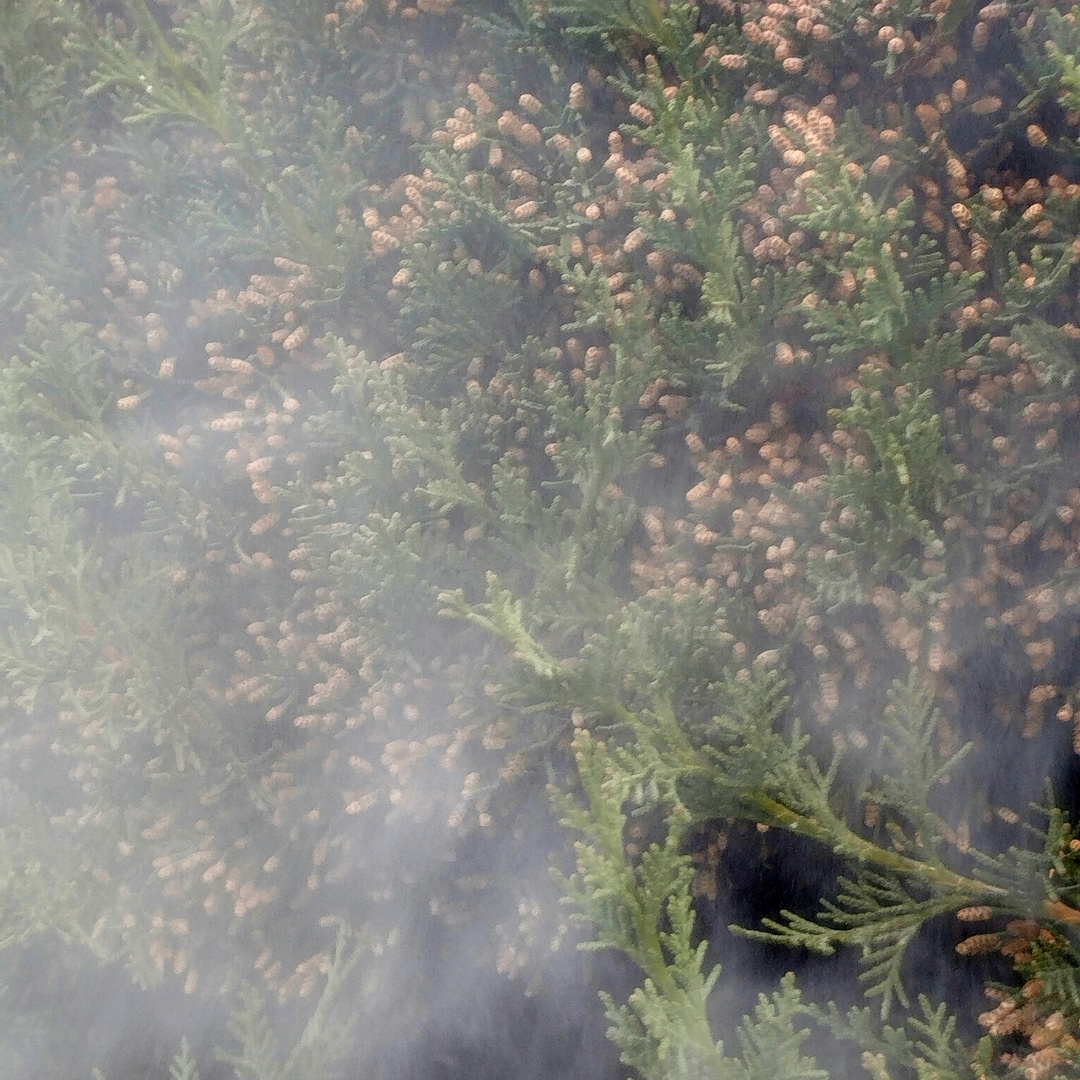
[[121, 0, 220, 113], [554, 728, 730, 1076], [87, 0, 338, 265], [741, 791, 1000, 898], [735, 869, 970, 1015], [811, 995, 983, 1080], [169, 1039, 201, 1080], [279, 925, 367, 1079], [216, 984, 284, 1080], [728, 976, 830, 1080]]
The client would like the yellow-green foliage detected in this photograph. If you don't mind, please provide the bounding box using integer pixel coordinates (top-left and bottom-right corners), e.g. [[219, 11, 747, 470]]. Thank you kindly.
[[5, 0, 1080, 1077]]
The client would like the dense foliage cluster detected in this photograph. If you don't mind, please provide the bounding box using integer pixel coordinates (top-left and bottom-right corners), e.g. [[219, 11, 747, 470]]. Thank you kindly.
[[7, 0, 1080, 1075]]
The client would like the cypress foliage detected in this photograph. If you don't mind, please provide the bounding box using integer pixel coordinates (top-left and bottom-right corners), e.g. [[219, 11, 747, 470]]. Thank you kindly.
[[6, 0, 1080, 1076]]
